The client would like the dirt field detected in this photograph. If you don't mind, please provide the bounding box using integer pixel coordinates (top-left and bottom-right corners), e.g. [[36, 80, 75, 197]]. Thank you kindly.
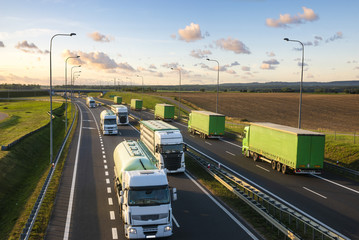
[[152, 92, 359, 132]]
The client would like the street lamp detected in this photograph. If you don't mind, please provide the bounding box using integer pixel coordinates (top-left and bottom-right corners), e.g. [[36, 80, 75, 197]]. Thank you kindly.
[[171, 67, 182, 120], [136, 75, 144, 98], [49, 32, 76, 164], [70, 65, 81, 120], [65, 55, 80, 133], [284, 38, 304, 129], [206, 58, 220, 113]]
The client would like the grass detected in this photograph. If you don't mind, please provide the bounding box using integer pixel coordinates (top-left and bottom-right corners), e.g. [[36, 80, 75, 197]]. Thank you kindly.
[[0, 103, 69, 240]]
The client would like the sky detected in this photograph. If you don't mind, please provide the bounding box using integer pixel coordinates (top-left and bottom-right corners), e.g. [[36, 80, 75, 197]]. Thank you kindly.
[[0, 0, 359, 86]]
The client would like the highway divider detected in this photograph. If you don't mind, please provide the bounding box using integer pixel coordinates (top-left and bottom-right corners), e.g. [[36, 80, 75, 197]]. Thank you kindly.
[[185, 145, 349, 240]]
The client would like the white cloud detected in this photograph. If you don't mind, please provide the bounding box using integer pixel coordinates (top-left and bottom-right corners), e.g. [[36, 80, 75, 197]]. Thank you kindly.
[[190, 49, 212, 59], [88, 31, 112, 42], [266, 6, 318, 28], [261, 59, 280, 70], [215, 37, 250, 54], [325, 32, 343, 43], [149, 64, 157, 69], [266, 52, 275, 57], [0, 41, 4, 47], [161, 62, 180, 69], [15, 40, 49, 54], [178, 23, 204, 42], [241, 66, 251, 71]]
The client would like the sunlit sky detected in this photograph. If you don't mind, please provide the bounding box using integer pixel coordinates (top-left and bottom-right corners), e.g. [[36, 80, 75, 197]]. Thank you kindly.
[[1, 0, 358, 86]]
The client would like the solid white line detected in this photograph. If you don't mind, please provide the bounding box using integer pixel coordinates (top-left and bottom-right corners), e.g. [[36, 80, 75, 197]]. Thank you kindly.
[[110, 211, 115, 220], [225, 151, 236, 156], [303, 187, 327, 199], [256, 165, 270, 172], [184, 172, 258, 240], [112, 228, 118, 239], [172, 215, 180, 228], [129, 123, 140, 133], [63, 104, 83, 240], [205, 141, 212, 145], [106, 178, 110, 184], [312, 174, 359, 194], [107, 187, 112, 193], [108, 198, 113, 205], [220, 138, 242, 148]]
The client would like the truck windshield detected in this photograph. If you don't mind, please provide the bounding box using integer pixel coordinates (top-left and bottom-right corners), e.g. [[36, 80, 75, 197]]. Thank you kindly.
[[104, 119, 116, 125], [128, 187, 170, 206], [161, 144, 183, 153]]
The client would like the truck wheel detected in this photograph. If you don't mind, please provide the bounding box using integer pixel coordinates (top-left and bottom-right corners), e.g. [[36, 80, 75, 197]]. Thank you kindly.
[[271, 161, 276, 170], [281, 164, 287, 174], [276, 162, 282, 172], [253, 153, 259, 162]]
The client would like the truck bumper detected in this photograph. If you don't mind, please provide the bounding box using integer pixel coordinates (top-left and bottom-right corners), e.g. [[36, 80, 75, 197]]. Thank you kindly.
[[103, 130, 118, 135], [125, 224, 173, 239], [167, 166, 185, 173], [294, 169, 322, 174]]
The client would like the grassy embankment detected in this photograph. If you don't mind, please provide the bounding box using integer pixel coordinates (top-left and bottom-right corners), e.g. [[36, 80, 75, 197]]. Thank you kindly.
[[0, 99, 73, 239]]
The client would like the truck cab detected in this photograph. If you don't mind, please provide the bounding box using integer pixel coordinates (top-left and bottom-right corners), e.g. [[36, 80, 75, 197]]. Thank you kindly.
[[242, 126, 250, 157], [111, 104, 129, 125], [100, 110, 118, 135]]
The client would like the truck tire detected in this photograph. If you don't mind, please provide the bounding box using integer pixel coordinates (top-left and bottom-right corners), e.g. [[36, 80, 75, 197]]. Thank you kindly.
[[276, 162, 282, 172], [281, 164, 287, 174], [253, 153, 259, 162], [271, 160, 276, 170]]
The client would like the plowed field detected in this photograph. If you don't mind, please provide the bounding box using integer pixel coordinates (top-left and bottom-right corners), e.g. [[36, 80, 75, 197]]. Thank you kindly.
[[153, 92, 359, 132]]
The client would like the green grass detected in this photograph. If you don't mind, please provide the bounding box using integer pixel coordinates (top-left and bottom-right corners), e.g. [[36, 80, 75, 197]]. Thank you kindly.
[[0, 103, 68, 240]]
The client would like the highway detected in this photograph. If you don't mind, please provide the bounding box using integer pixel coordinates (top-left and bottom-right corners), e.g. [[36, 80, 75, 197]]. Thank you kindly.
[[45, 98, 260, 240], [95, 97, 359, 240]]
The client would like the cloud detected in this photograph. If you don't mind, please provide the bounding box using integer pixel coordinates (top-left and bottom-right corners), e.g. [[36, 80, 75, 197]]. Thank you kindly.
[[190, 49, 212, 59], [261, 59, 280, 70], [266, 52, 275, 57], [88, 31, 112, 42], [215, 37, 250, 54], [149, 64, 157, 69], [15, 40, 49, 54], [0, 41, 4, 47], [161, 62, 180, 69], [325, 32, 343, 43], [260, 63, 275, 70], [263, 59, 279, 65], [266, 6, 318, 28], [178, 23, 204, 42], [62, 49, 135, 71], [230, 61, 240, 66], [241, 66, 251, 71]]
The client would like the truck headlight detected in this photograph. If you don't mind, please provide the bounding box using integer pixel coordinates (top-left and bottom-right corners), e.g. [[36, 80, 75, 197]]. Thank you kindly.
[[164, 226, 172, 232], [128, 227, 137, 234]]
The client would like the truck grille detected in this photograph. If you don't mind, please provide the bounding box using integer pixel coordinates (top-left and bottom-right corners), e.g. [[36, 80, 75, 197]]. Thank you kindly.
[[132, 213, 168, 221], [163, 153, 182, 170], [120, 116, 127, 123]]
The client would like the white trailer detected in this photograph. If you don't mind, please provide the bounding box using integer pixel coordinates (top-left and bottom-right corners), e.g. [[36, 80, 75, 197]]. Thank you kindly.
[[140, 120, 185, 173], [113, 140, 177, 239], [86, 96, 96, 108], [100, 110, 118, 135], [111, 104, 129, 125]]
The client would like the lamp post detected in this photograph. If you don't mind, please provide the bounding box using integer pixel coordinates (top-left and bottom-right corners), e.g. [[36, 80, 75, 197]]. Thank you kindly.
[[65, 55, 80, 133], [49, 32, 76, 164], [136, 75, 144, 98], [171, 67, 182, 120], [284, 38, 304, 129], [206, 58, 220, 113], [70, 65, 81, 120]]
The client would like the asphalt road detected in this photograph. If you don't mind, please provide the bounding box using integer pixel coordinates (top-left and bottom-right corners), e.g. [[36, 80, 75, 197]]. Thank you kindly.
[[46, 99, 260, 240], [101, 98, 359, 240]]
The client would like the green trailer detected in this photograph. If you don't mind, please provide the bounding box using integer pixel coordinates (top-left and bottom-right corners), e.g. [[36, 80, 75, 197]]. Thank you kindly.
[[130, 99, 143, 111], [188, 111, 225, 138], [155, 103, 175, 121], [242, 122, 325, 174], [114, 96, 122, 104]]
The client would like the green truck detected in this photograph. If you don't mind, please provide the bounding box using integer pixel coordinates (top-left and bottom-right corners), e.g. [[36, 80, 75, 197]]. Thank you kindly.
[[242, 122, 325, 174], [130, 99, 143, 111], [155, 103, 175, 121], [188, 111, 225, 138], [114, 96, 122, 104]]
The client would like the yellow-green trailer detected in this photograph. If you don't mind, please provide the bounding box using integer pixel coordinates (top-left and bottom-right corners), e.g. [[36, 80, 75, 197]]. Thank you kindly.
[[188, 111, 225, 138], [130, 99, 143, 111], [155, 103, 175, 121], [242, 122, 325, 174], [114, 96, 122, 104]]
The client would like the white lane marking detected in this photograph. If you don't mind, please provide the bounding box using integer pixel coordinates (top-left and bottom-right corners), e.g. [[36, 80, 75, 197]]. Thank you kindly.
[[104, 165, 108, 169], [82, 120, 93, 121], [103, 155, 106, 159], [105, 171, 109, 176], [102, 151, 105, 154], [220, 138, 242, 148], [184, 172, 258, 240], [104, 160, 107, 164], [108, 198, 113, 205], [102, 147, 104, 150], [186, 144, 348, 239], [225, 151, 236, 156], [172, 215, 180, 228], [63, 104, 83, 240], [312, 174, 359, 194], [256, 165, 270, 172], [303, 187, 327, 199], [110, 211, 115, 220], [82, 127, 96, 130], [101, 144, 104, 147], [129, 123, 140, 133], [118, 131, 122, 135], [205, 141, 212, 145], [106, 178, 110, 184], [112, 228, 118, 239], [107, 187, 112, 193]]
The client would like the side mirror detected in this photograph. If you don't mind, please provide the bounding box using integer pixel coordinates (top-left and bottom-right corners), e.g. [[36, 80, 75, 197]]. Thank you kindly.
[[172, 188, 177, 201]]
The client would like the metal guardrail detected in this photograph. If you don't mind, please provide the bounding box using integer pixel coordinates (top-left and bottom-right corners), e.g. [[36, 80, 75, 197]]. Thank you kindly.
[[324, 162, 359, 179], [186, 146, 349, 240], [20, 102, 77, 240]]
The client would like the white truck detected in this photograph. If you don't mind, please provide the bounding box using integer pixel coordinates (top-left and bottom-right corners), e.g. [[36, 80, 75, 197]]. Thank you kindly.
[[111, 104, 129, 125], [140, 120, 185, 173], [86, 96, 96, 108], [100, 110, 118, 135], [113, 140, 177, 239]]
